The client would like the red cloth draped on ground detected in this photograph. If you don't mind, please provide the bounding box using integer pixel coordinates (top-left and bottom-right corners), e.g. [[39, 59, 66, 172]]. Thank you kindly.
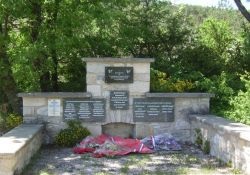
[[73, 134, 153, 157]]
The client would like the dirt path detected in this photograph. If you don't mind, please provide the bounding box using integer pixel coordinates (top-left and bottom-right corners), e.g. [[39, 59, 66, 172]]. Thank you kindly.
[[23, 144, 241, 175]]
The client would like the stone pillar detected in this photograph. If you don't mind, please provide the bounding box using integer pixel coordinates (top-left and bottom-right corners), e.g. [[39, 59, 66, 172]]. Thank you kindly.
[[82, 57, 154, 125]]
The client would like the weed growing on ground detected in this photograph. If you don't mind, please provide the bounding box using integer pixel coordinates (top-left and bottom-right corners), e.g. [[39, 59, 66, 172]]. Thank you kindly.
[[120, 166, 129, 174], [21, 150, 42, 175], [203, 140, 211, 154], [176, 167, 189, 174], [185, 154, 200, 164], [195, 128, 203, 147], [231, 169, 242, 174], [227, 161, 233, 168]]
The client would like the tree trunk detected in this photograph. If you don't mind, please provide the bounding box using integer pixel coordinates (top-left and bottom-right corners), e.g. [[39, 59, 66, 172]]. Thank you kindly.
[[234, 0, 250, 22], [30, 1, 52, 91], [49, 0, 61, 91], [51, 48, 59, 91], [0, 14, 20, 113]]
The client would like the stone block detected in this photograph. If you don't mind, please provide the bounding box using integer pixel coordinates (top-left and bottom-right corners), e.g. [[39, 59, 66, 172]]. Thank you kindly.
[[135, 124, 152, 138], [87, 85, 102, 96], [42, 115, 63, 124], [23, 97, 47, 107], [23, 116, 38, 124], [23, 106, 36, 116], [128, 63, 150, 74], [107, 109, 134, 124], [113, 63, 126, 67], [175, 119, 190, 130], [102, 91, 110, 98], [86, 73, 97, 84], [134, 73, 150, 82], [103, 84, 130, 91], [129, 81, 150, 94], [171, 130, 191, 141], [102, 123, 135, 138], [87, 62, 106, 73], [82, 123, 102, 136], [36, 106, 48, 116], [45, 123, 67, 143]]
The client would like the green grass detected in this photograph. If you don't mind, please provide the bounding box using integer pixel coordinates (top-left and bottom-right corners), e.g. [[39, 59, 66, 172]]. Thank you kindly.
[[120, 166, 129, 174], [39, 170, 53, 175], [176, 167, 189, 174], [231, 169, 242, 174], [21, 150, 42, 175], [95, 172, 110, 175], [120, 154, 151, 174]]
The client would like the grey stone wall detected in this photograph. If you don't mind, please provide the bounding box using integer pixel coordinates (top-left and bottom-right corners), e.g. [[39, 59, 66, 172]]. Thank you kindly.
[[19, 94, 212, 142], [190, 114, 250, 175], [135, 97, 210, 140]]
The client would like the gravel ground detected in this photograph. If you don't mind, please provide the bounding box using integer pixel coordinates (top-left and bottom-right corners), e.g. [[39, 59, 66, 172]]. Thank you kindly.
[[22, 143, 241, 175]]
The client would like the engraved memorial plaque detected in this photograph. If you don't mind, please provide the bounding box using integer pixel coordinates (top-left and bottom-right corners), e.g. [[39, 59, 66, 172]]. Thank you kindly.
[[48, 99, 61, 117], [105, 67, 133, 83], [63, 98, 106, 122], [110, 91, 129, 110], [133, 98, 174, 122]]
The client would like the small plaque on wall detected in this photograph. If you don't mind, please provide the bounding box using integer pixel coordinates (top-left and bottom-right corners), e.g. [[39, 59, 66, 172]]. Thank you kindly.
[[110, 91, 129, 110], [48, 99, 61, 116], [105, 67, 133, 83]]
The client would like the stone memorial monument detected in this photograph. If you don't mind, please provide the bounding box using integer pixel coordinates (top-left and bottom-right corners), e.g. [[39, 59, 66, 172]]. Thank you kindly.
[[18, 57, 214, 143]]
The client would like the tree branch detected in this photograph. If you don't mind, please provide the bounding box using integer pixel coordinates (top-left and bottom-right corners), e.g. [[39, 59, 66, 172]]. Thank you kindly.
[[234, 0, 250, 22]]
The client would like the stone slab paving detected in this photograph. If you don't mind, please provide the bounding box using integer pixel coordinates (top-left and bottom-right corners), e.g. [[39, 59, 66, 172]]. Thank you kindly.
[[22, 143, 241, 175]]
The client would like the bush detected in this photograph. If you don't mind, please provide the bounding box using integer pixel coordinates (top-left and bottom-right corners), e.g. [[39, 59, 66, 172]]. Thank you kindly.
[[6, 113, 23, 130], [194, 72, 234, 115], [226, 75, 250, 125], [55, 120, 91, 147], [150, 68, 194, 92], [0, 113, 23, 132]]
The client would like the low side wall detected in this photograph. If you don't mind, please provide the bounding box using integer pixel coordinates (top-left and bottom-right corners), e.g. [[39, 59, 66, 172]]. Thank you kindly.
[[190, 114, 250, 175], [0, 124, 43, 175]]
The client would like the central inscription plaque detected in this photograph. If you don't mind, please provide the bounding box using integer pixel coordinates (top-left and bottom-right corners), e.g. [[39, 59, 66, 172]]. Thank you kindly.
[[63, 98, 105, 122], [105, 67, 133, 83], [133, 98, 174, 122], [110, 91, 129, 110]]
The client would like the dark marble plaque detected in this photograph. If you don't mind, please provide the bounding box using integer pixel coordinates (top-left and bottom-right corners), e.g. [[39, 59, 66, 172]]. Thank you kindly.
[[133, 98, 174, 122], [63, 98, 106, 122], [110, 91, 129, 110], [105, 67, 133, 83]]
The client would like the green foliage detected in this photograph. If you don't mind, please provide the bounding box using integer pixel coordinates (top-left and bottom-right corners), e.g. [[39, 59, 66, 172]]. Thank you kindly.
[[55, 120, 91, 147], [226, 75, 250, 125], [195, 128, 203, 147], [150, 68, 194, 92], [0, 112, 23, 132], [198, 18, 234, 55], [195, 128, 210, 154], [203, 140, 210, 154], [6, 113, 23, 130], [194, 73, 234, 115]]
